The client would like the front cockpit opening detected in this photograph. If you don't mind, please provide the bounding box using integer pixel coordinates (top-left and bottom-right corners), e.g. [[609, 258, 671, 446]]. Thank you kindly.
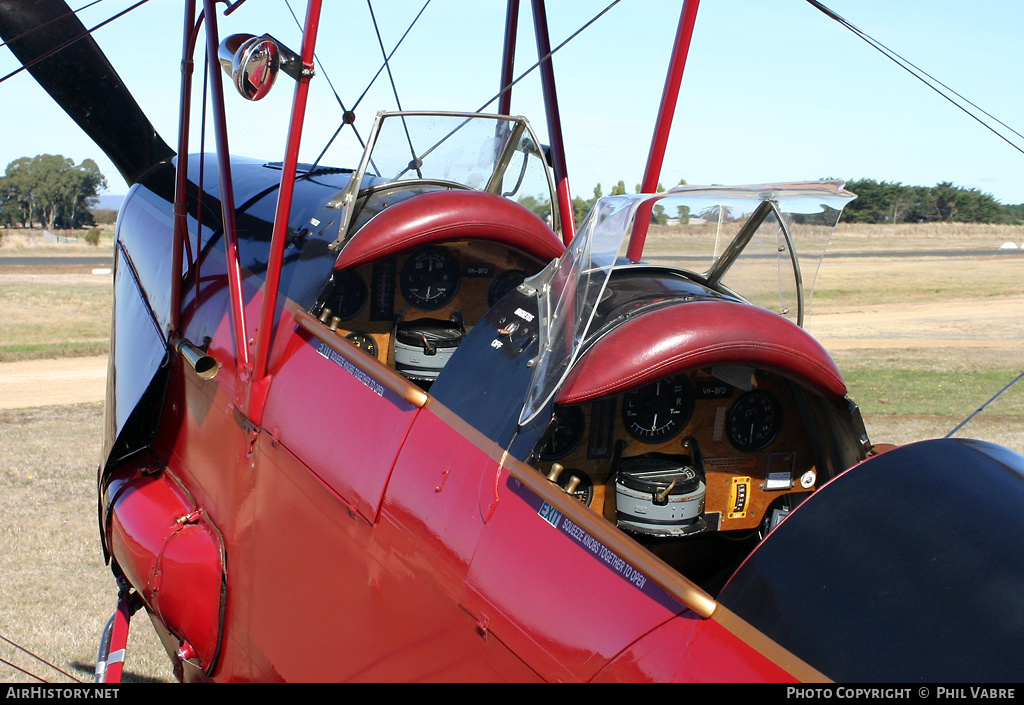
[[309, 189, 565, 391]]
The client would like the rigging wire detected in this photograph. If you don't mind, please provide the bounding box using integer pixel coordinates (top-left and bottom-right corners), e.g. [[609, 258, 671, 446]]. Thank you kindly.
[[946, 370, 1024, 440], [475, 0, 621, 115], [286, 0, 429, 177], [282, 0, 370, 172], [380, 0, 626, 184], [0, 0, 151, 87], [0, 632, 84, 683], [0, 656, 47, 683], [350, 0, 431, 114], [806, 0, 1024, 158], [366, 0, 422, 179], [805, 2, 1024, 435]]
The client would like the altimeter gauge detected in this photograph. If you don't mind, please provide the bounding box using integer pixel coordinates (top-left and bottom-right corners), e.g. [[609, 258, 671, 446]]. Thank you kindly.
[[727, 390, 783, 452], [323, 270, 368, 320]]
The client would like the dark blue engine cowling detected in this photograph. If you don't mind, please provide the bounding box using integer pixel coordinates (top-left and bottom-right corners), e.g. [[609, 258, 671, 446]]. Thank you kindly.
[[718, 437, 1024, 682]]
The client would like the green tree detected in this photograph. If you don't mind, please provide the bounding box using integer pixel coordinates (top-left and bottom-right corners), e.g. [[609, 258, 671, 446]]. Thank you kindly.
[[0, 155, 107, 229], [572, 195, 588, 225], [676, 178, 690, 224], [1001, 203, 1024, 224], [517, 194, 551, 223], [841, 178, 1007, 224]]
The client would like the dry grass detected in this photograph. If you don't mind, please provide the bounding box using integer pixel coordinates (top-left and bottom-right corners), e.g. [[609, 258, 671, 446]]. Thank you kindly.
[[0, 227, 115, 255], [0, 404, 171, 684], [810, 253, 1024, 307], [830, 221, 1024, 251], [0, 274, 113, 362]]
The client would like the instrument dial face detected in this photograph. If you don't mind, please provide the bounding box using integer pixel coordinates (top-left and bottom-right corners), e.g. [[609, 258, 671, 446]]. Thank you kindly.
[[539, 406, 586, 460], [324, 270, 368, 320], [344, 331, 378, 358], [727, 390, 783, 452], [555, 468, 594, 506], [622, 376, 694, 444], [400, 247, 460, 310], [488, 269, 528, 308]]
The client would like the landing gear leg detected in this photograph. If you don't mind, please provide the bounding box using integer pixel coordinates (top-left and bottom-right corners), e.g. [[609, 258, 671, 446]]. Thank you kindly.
[[95, 582, 140, 683]]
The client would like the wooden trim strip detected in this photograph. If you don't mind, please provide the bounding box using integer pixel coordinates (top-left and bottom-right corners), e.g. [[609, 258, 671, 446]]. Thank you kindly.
[[294, 309, 429, 409], [712, 604, 832, 683]]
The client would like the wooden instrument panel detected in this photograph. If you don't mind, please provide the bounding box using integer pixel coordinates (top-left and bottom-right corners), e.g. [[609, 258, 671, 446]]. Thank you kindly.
[[532, 367, 820, 534], [314, 240, 543, 369]]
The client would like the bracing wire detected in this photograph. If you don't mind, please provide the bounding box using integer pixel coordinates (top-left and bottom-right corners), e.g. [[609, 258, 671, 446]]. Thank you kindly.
[[806, 0, 1024, 158], [380, 0, 626, 183], [805, 1, 1024, 435], [350, 0, 431, 113], [366, 0, 422, 179], [475, 0, 622, 115], [0, 632, 84, 684], [0, 0, 151, 87], [0, 656, 47, 683], [946, 370, 1024, 439], [284, 0, 430, 176]]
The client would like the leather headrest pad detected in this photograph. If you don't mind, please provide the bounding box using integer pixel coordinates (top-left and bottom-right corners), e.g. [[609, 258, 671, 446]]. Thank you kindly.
[[557, 300, 847, 404], [335, 190, 564, 270]]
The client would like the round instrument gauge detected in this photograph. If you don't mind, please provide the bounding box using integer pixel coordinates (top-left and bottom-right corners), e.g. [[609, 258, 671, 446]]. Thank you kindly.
[[539, 406, 586, 460], [344, 331, 378, 358], [323, 270, 368, 320], [400, 247, 460, 311], [554, 468, 594, 506], [622, 376, 694, 444], [727, 390, 783, 452], [488, 269, 528, 308]]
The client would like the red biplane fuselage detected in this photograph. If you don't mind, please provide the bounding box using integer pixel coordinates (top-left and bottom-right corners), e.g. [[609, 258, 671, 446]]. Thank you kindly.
[[4, 0, 1024, 683]]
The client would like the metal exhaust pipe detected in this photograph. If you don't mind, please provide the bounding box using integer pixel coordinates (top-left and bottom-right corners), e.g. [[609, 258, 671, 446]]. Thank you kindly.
[[177, 339, 220, 380]]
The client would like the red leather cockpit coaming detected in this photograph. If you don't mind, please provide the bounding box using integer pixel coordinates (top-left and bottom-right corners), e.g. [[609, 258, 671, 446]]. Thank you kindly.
[[557, 300, 847, 405], [333, 190, 564, 270]]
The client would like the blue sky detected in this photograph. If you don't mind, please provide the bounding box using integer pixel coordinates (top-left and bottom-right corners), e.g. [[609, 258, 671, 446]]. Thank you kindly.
[[3, 0, 1023, 204]]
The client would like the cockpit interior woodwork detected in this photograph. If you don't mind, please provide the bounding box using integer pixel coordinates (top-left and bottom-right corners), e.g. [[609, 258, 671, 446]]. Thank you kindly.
[[532, 367, 819, 537], [313, 239, 544, 374]]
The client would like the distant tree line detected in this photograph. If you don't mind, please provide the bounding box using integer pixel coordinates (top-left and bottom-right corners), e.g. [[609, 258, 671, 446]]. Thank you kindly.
[[522, 177, 1024, 227], [839, 178, 1022, 224], [0, 155, 107, 229], [567, 179, 690, 226]]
